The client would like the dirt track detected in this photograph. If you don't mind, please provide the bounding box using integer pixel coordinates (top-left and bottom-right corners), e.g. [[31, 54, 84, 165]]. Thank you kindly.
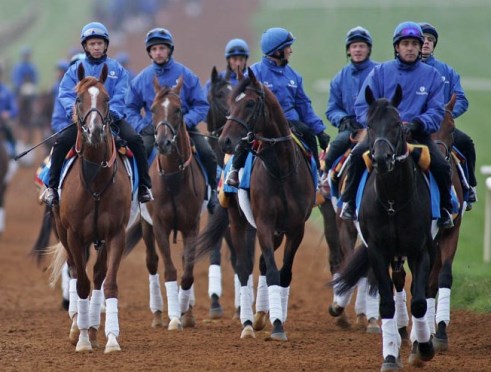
[[1, 1, 491, 371]]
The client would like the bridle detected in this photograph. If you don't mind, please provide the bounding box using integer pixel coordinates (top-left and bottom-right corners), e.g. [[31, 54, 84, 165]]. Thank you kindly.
[[208, 81, 231, 138]]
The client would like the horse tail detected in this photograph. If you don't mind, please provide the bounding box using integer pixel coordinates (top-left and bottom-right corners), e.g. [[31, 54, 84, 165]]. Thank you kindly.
[[29, 205, 54, 265], [124, 221, 143, 257], [47, 242, 67, 288], [195, 205, 229, 261], [332, 245, 370, 295]]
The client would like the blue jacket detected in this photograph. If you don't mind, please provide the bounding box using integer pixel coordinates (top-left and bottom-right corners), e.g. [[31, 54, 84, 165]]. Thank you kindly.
[[58, 55, 128, 125], [354, 58, 444, 134], [11, 61, 38, 93], [422, 55, 468, 118], [249, 57, 326, 135], [0, 83, 18, 118], [326, 58, 378, 127], [125, 58, 209, 134]]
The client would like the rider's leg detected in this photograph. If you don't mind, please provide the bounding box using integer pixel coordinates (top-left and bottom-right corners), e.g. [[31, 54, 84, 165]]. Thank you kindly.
[[323, 130, 351, 172], [225, 139, 249, 187], [454, 128, 477, 204]]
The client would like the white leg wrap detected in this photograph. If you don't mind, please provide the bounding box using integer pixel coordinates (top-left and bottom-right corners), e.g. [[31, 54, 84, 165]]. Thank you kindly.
[[0, 208, 4, 233], [354, 277, 367, 315], [412, 315, 430, 343], [149, 274, 163, 313], [394, 289, 409, 328], [255, 275, 269, 313], [105, 298, 119, 338], [68, 279, 78, 319], [89, 290, 103, 329], [208, 265, 222, 298], [77, 298, 90, 330], [268, 285, 283, 325], [247, 274, 255, 304], [426, 298, 436, 334], [436, 288, 451, 326], [239, 286, 253, 324], [332, 273, 354, 308], [234, 274, 240, 308], [281, 286, 290, 323], [179, 286, 191, 315], [165, 281, 179, 319], [381, 318, 401, 359], [366, 289, 380, 320], [61, 262, 70, 301]]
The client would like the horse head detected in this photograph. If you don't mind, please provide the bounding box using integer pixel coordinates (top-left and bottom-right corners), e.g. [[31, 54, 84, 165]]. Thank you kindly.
[[207, 66, 232, 136], [151, 75, 184, 156], [432, 94, 456, 158], [74, 63, 110, 146], [366, 84, 405, 174]]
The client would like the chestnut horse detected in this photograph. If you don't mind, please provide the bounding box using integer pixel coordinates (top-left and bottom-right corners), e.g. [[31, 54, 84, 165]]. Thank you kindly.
[[218, 68, 315, 341], [49, 64, 131, 353], [126, 76, 206, 330]]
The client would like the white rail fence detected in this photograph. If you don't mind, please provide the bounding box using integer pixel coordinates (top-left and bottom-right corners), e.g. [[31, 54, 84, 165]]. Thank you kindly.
[[481, 165, 491, 263]]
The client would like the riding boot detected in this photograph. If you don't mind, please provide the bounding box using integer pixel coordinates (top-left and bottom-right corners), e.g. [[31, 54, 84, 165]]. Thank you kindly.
[[43, 145, 66, 207], [225, 167, 239, 187], [226, 142, 249, 187], [437, 187, 454, 229], [340, 152, 365, 221], [205, 159, 219, 214], [133, 142, 153, 203]]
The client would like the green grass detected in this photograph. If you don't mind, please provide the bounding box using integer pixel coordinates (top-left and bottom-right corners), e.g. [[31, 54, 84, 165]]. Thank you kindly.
[[252, 1, 491, 311]]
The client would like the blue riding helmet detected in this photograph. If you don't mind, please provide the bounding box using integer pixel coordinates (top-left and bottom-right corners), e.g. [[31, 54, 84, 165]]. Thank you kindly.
[[145, 28, 174, 53], [419, 22, 439, 47], [392, 21, 424, 46], [345, 26, 372, 49], [260, 27, 295, 56], [80, 22, 110, 45], [225, 38, 250, 59]]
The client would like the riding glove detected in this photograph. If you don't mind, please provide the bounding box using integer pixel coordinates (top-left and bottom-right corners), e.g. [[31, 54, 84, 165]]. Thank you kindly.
[[316, 131, 331, 150]]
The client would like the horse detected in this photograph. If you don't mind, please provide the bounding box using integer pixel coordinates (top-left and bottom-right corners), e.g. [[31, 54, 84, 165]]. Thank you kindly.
[[203, 66, 256, 319], [125, 76, 206, 330], [217, 67, 315, 340], [48, 63, 131, 353], [334, 85, 436, 370]]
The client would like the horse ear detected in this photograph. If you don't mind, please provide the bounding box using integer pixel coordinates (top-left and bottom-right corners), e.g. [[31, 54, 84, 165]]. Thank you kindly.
[[211, 66, 218, 82], [247, 67, 257, 84], [77, 63, 85, 81], [446, 93, 456, 112], [153, 76, 161, 94], [392, 84, 403, 108], [174, 75, 183, 94], [365, 85, 375, 106], [237, 67, 244, 81], [224, 68, 232, 82], [99, 64, 108, 84]]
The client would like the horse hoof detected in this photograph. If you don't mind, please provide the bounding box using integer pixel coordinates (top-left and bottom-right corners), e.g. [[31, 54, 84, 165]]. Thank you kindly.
[[232, 307, 241, 320], [366, 317, 381, 334], [408, 341, 425, 367], [240, 325, 256, 339], [88, 327, 99, 348], [168, 317, 183, 331], [380, 355, 402, 371], [355, 313, 367, 329], [209, 305, 223, 320], [417, 340, 435, 362], [433, 336, 448, 353], [104, 333, 121, 354], [328, 303, 344, 317], [334, 312, 351, 329], [152, 311, 165, 328], [69, 316, 80, 346], [398, 326, 410, 346], [269, 331, 288, 342], [76, 331, 92, 353], [181, 309, 196, 328], [253, 311, 268, 331]]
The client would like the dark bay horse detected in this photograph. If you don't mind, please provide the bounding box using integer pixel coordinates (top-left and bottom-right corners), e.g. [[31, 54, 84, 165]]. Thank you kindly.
[[218, 67, 315, 341], [126, 76, 206, 330], [49, 64, 131, 353], [203, 66, 256, 319], [334, 85, 435, 370]]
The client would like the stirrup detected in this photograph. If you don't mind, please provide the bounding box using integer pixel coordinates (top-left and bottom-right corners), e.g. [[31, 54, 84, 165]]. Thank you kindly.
[[138, 186, 154, 203], [42, 187, 59, 207], [437, 208, 454, 229], [340, 201, 356, 221], [225, 169, 239, 187]]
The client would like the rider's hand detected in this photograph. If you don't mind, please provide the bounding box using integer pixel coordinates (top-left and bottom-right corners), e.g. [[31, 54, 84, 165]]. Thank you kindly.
[[316, 131, 330, 150]]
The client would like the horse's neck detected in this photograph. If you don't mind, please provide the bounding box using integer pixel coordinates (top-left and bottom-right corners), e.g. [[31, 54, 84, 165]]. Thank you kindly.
[[159, 124, 192, 171], [375, 158, 416, 201]]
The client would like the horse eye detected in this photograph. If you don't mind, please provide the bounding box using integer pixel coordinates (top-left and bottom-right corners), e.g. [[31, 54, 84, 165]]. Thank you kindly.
[[246, 100, 255, 108]]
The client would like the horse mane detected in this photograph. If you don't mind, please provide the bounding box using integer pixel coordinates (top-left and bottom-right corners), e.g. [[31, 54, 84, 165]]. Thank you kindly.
[[151, 85, 174, 111], [75, 76, 108, 96], [366, 97, 399, 124]]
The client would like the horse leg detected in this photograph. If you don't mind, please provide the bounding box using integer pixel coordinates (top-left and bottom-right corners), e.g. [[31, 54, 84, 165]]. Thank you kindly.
[[426, 242, 442, 340], [369, 249, 402, 370], [208, 237, 223, 319], [225, 227, 242, 319], [179, 229, 198, 328], [142, 220, 165, 328], [407, 250, 435, 367], [253, 254, 268, 331], [392, 266, 410, 343], [103, 234, 125, 354], [88, 247, 107, 348]]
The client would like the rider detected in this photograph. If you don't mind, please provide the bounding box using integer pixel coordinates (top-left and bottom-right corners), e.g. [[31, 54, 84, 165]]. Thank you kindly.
[[42, 22, 153, 207], [11, 46, 39, 97], [0, 65, 18, 158], [125, 27, 219, 214], [225, 27, 330, 187], [204, 38, 250, 93], [419, 22, 476, 208], [340, 21, 454, 229], [322, 26, 378, 181]]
